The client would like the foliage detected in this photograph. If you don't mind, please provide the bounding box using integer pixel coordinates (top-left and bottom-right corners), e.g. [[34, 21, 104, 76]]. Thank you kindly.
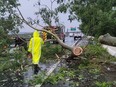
[[34, 0, 60, 26], [56, 0, 116, 36], [33, 43, 115, 87], [0, 0, 23, 72], [0, 48, 28, 87], [0, 0, 22, 33], [41, 42, 64, 60], [30, 67, 75, 86], [45, 67, 75, 84], [0, 0, 116, 87], [0, 29, 10, 49], [0, 0, 27, 86], [95, 81, 113, 87], [29, 71, 46, 85]]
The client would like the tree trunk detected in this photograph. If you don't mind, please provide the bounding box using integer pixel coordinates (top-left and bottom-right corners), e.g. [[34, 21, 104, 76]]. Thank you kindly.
[[42, 29, 83, 56], [16, 9, 83, 56], [98, 33, 116, 46], [21, 18, 83, 56]]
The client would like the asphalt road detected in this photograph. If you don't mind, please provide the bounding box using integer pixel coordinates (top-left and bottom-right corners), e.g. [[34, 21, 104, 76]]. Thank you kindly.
[[65, 36, 88, 47]]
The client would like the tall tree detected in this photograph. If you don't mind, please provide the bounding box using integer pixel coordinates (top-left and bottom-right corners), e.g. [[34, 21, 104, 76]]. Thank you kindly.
[[33, 0, 60, 26], [0, 0, 22, 45], [0, 0, 27, 86], [56, 0, 116, 36]]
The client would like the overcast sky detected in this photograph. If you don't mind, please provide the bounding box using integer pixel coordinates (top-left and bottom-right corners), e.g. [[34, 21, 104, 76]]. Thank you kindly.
[[19, 0, 81, 33]]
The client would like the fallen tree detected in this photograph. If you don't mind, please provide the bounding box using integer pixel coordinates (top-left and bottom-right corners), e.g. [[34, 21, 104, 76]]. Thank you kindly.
[[98, 33, 116, 46], [16, 7, 83, 57]]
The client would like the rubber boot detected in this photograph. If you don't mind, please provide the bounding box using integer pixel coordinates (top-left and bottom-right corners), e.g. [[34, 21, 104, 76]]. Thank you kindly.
[[34, 64, 39, 74]]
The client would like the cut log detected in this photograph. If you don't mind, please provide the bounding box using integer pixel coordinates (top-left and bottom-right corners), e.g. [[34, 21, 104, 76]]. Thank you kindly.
[[72, 46, 83, 56], [98, 33, 116, 46]]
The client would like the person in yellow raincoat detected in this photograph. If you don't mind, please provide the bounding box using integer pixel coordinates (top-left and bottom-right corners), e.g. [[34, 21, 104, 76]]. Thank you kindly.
[[28, 30, 44, 74]]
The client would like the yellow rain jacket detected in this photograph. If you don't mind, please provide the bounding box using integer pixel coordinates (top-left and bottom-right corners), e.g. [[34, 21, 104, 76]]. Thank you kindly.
[[28, 30, 44, 64]]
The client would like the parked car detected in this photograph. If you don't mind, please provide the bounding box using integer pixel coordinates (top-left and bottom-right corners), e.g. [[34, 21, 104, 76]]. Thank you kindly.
[[74, 36, 82, 40], [74, 33, 83, 40]]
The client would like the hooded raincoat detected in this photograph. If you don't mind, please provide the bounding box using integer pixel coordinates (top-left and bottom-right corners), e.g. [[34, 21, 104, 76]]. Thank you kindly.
[[28, 30, 44, 64]]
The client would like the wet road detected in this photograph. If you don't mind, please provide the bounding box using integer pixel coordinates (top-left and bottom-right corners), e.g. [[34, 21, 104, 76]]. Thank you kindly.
[[65, 36, 88, 47], [65, 36, 75, 47]]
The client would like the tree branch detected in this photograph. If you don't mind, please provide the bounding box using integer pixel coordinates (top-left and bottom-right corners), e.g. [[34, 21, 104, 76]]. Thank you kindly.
[[16, 7, 72, 50]]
